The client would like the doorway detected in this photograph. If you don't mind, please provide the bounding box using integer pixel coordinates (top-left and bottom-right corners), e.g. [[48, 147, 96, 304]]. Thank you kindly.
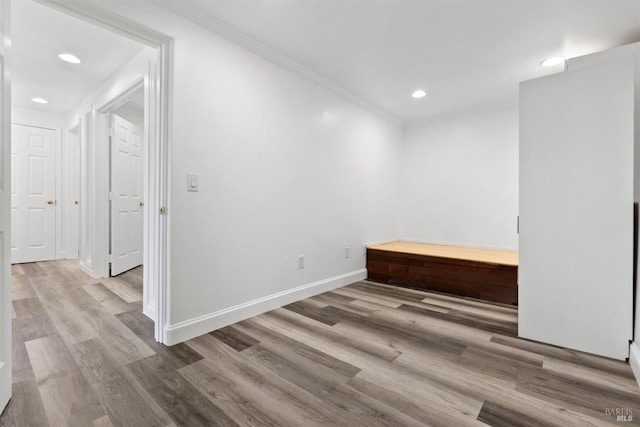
[[110, 89, 145, 277], [109, 109, 144, 276], [9, 0, 171, 343], [0, 0, 171, 415]]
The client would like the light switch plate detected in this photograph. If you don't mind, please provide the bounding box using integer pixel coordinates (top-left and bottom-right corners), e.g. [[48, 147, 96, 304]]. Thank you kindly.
[[187, 173, 199, 192]]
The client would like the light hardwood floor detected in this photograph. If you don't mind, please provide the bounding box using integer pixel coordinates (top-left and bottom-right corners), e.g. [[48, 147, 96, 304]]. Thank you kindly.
[[1, 260, 639, 426]]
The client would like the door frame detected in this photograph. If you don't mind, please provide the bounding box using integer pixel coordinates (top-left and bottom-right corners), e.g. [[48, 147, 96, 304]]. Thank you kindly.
[[99, 78, 156, 320], [10, 123, 58, 264], [66, 122, 80, 260], [106, 111, 144, 277], [97, 78, 145, 282], [11, 110, 63, 261], [38, 0, 172, 343]]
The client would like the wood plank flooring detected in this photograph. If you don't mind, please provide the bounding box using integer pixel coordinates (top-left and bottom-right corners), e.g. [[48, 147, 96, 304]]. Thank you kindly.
[[1, 260, 639, 426]]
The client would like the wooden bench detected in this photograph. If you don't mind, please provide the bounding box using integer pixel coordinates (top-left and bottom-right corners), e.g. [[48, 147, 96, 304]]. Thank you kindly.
[[366, 242, 518, 305]]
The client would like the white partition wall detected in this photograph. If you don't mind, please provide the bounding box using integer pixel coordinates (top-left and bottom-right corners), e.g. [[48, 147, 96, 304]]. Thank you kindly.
[[519, 56, 635, 360]]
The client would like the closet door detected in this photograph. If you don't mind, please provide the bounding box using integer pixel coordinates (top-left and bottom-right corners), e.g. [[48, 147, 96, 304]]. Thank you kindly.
[[519, 56, 634, 360]]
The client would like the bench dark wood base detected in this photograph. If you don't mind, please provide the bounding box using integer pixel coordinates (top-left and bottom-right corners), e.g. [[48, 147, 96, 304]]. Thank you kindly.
[[367, 246, 518, 305]]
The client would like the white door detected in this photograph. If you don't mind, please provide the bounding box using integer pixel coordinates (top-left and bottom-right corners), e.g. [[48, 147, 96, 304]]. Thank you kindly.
[[110, 114, 143, 276], [10, 124, 56, 264], [519, 57, 634, 360], [0, 0, 12, 412]]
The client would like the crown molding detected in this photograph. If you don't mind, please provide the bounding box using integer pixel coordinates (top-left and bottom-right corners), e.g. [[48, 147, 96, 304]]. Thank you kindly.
[[150, 0, 401, 126]]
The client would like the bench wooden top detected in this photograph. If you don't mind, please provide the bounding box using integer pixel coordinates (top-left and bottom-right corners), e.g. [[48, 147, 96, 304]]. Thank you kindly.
[[368, 241, 518, 266]]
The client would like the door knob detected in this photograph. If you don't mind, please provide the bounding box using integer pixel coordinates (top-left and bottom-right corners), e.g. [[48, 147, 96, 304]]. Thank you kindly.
[[74, 201, 79, 205], [139, 202, 144, 207], [47, 200, 56, 205]]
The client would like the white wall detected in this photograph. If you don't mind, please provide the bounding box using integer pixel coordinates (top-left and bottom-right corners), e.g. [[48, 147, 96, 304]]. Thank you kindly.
[[168, 13, 401, 332], [11, 107, 65, 258], [11, 107, 62, 131], [61, 0, 402, 342], [399, 103, 519, 250]]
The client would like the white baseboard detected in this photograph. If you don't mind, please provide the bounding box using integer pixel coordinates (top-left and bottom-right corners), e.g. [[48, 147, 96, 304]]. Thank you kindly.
[[143, 304, 156, 322], [163, 268, 367, 345], [79, 259, 110, 280], [78, 260, 95, 278], [630, 341, 640, 388]]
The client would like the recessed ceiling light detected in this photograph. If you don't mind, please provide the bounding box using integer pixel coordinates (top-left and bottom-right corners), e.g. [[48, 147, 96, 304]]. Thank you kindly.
[[31, 97, 48, 104], [412, 89, 427, 99], [58, 53, 81, 64], [541, 57, 565, 67]]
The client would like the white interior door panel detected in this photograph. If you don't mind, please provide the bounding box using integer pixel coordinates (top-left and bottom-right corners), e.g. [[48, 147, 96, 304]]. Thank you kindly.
[[110, 114, 143, 276], [519, 57, 634, 360], [10, 124, 56, 264]]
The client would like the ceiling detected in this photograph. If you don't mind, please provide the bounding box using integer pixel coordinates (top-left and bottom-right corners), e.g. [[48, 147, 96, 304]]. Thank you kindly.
[[11, 0, 640, 122], [159, 0, 640, 123], [12, 0, 146, 115]]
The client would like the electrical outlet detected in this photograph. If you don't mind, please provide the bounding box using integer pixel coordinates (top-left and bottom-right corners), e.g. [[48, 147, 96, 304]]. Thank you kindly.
[[345, 246, 350, 259], [298, 255, 304, 269]]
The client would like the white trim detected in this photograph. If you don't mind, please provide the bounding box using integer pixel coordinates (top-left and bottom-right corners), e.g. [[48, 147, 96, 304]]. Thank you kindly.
[[38, 0, 172, 344], [54, 124, 62, 260], [143, 304, 156, 322], [150, 0, 400, 126], [630, 342, 640, 388], [9, 121, 58, 130], [92, 110, 109, 278], [62, 123, 80, 260], [78, 259, 92, 276], [154, 40, 172, 343], [163, 269, 367, 345], [77, 108, 95, 276], [98, 78, 144, 112]]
